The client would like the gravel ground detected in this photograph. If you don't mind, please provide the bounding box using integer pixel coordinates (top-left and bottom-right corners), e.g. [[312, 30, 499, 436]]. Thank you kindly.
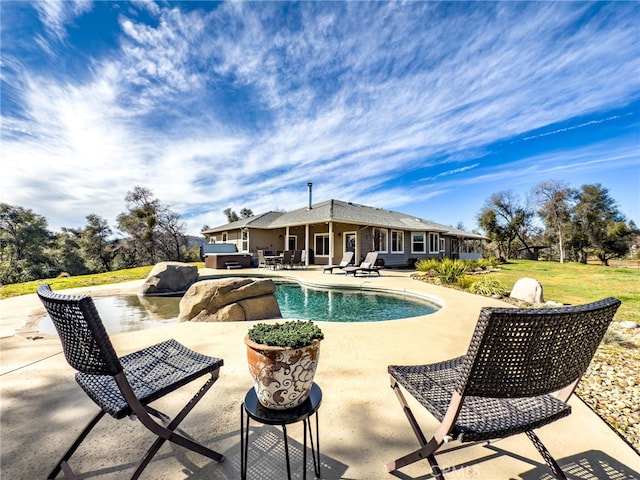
[[576, 321, 640, 455]]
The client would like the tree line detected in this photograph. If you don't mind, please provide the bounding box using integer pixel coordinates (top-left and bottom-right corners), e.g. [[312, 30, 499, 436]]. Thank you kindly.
[[0, 186, 201, 285], [1, 181, 637, 285], [477, 181, 638, 265]]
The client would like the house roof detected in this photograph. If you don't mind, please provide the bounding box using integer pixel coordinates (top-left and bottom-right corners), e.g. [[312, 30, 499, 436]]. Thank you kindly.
[[203, 199, 485, 239]]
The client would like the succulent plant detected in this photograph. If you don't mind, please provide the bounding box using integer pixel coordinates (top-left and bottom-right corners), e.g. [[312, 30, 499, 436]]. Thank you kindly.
[[247, 320, 324, 349]]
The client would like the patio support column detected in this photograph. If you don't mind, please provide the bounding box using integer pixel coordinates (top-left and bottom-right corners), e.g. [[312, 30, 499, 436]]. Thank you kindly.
[[285, 226, 290, 250], [305, 224, 310, 266], [328, 221, 334, 264]]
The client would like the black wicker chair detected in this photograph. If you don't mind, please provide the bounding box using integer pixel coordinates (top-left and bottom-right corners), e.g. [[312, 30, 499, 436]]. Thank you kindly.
[[37, 284, 225, 480], [386, 297, 621, 480]]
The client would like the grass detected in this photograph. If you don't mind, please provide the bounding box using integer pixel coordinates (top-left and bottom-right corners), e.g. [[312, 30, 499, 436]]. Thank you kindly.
[[0, 263, 205, 300], [487, 260, 639, 324]]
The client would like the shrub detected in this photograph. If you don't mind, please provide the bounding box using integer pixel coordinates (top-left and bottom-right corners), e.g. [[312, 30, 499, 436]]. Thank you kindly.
[[469, 276, 507, 297], [248, 320, 324, 349], [437, 259, 468, 284], [457, 275, 474, 289], [477, 257, 501, 270], [415, 258, 440, 273]]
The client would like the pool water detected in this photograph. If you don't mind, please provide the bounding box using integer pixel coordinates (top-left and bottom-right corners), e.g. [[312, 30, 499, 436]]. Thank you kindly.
[[39, 282, 439, 335], [39, 294, 181, 335], [275, 283, 437, 322]]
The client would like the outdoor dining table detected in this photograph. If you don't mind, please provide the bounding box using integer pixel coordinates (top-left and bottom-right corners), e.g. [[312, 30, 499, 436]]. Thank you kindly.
[[264, 255, 283, 269]]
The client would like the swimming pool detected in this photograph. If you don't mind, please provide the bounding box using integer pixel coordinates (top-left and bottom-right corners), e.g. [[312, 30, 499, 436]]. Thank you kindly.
[[38, 281, 439, 334], [275, 283, 438, 322]]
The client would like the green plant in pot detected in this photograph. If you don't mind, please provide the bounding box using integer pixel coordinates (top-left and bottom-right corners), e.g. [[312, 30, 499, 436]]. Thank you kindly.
[[245, 320, 324, 410]]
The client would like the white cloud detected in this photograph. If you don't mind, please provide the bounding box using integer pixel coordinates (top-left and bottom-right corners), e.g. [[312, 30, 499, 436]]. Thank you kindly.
[[34, 0, 92, 42], [1, 1, 638, 234]]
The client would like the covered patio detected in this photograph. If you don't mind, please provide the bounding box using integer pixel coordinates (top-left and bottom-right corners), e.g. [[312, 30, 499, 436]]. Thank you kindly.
[[1, 267, 638, 479]]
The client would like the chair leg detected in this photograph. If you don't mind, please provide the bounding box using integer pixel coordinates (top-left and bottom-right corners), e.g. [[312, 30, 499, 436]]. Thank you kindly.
[[47, 410, 106, 479], [386, 377, 444, 478], [128, 373, 224, 480], [525, 431, 568, 480]]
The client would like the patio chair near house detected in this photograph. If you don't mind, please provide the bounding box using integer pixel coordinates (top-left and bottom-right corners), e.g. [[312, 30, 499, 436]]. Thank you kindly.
[[257, 249, 278, 269], [291, 249, 304, 269], [36, 284, 225, 480], [385, 297, 621, 480], [257, 249, 268, 269], [280, 250, 293, 269], [343, 252, 381, 276], [322, 251, 354, 274]]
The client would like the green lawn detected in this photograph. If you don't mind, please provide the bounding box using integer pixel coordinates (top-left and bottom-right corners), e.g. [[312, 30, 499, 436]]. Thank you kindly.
[[487, 260, 639, 323], [0, 266, 155, 299]]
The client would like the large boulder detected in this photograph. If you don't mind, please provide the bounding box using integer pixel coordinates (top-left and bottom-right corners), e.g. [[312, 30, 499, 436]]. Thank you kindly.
[[510, 277, 544, 304], [140, 262, 199, 295], [179, 278, 281, 322]]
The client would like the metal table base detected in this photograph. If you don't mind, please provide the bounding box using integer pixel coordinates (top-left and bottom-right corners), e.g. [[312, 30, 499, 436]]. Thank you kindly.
[[241, 383, 322, 480]]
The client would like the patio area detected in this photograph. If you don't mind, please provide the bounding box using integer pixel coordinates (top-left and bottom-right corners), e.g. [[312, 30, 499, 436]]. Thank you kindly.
[[1, 267, 638, 479]]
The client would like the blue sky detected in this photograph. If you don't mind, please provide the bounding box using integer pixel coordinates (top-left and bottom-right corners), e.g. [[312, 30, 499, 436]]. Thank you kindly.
[[2, 1, 639, 236]]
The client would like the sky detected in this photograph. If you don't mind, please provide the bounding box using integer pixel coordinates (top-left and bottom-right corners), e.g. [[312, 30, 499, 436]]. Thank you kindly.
[[2, 1, 639, 236]]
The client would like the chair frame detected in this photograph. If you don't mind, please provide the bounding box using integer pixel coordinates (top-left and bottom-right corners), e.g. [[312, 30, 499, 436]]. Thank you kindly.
[[386, 297, 621, 480], [37, 284, 225, 480]]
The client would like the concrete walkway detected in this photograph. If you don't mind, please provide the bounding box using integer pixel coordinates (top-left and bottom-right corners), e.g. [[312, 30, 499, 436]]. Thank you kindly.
[[1, 267, 638, 479]]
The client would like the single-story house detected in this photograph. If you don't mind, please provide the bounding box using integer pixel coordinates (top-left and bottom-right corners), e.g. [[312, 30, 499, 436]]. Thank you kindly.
[[201, 198, 485, 267]]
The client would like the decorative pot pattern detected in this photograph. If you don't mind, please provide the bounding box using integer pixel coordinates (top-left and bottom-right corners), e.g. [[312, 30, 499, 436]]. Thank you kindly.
[[245, 336, 321, 410]]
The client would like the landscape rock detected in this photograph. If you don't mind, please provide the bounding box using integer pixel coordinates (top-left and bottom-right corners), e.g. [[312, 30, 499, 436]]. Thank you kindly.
[[140, 262, 198, 295], [179, 277, 281, 322], [510, 277, 544, 304]]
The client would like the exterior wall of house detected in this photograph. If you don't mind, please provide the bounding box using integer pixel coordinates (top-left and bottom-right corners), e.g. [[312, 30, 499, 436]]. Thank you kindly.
[[285, 225, 306, 251], [205, 225, 482, 267], [204, 231, 243, 250], [355, 227, 458, 267], [249, 229, 286, 254]]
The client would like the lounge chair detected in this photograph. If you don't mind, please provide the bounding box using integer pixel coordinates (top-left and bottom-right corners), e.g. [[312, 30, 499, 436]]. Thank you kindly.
[[343, 252, 381, 276], [36, 284, 225, 480], [322, 251, 355, 274], [385, 297, 621, 479]]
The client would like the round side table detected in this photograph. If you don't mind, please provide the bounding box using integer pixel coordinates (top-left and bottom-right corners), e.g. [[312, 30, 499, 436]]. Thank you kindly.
[[241, 383, 322, 480]]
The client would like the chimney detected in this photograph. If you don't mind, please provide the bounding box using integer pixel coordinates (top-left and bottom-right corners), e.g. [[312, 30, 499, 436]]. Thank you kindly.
[[307, 182, 313, 210]]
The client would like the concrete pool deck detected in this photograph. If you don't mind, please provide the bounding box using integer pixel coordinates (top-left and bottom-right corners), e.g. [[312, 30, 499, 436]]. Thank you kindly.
[[1, 267, 638, 479]]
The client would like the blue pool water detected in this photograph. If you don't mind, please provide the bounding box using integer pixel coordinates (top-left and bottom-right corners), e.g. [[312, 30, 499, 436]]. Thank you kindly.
[[39, 282, 439, 334], [275, 283, 438, 322]]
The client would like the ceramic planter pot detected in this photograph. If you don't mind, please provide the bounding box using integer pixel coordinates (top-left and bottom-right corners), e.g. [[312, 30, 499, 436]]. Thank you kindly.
[[245, 335, 321, 410]]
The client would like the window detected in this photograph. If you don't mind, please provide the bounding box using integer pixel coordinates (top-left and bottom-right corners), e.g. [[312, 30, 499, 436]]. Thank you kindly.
[[221, 232, 228, 242], [287, 235, 297, 251], [241, 229, 248, 252], [315, 234, 330, 256], [390, 230, 404, 253], [429, 233, 440, 254], [372, 228, 388, 253], [439, 238, 445, 252], [412, 232, 426, 253]]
